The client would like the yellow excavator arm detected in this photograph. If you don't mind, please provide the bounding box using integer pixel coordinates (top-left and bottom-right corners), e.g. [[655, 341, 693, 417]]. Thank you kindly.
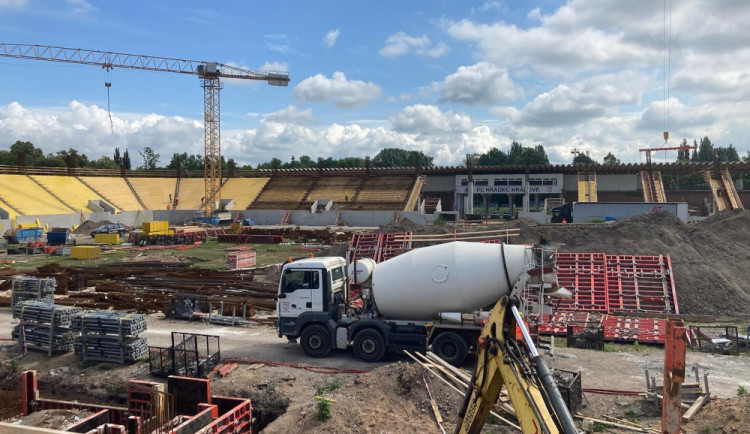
[[455, 296, 579, 434]]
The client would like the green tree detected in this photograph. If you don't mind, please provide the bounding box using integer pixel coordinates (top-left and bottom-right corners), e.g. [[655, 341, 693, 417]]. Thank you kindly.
[[691, 139, 698, 162], [56, 148, 89, 168], [123, 149, 132, 170], [476, 147, 507, 166], [113, 147, 122, 167], [138, 147, 160, 170], [372, 148, 433, 167], [676, 139, 691, 163], [573, 152, 596, 165], [8, 141, 45, 166], [603, 152, 620, 165], [90, 156, 118, 169], [167, 153, 203, 170], [697, 136, 714, 162], [506, 141, 549, 165]]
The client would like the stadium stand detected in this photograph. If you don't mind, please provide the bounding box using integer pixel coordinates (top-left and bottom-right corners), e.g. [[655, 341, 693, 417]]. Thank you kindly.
[[249, 176, 314, 210], [31, 175, 113, 213], [300, 176, 361, 208], [128, 177, 177, 210], [0, 175, 73, 216], [174, 178, 204, 210], [347, 176, 417, 210], [219, 177, 269, 210], [0, 197, 19, 220], [79, 176, 143, 211]]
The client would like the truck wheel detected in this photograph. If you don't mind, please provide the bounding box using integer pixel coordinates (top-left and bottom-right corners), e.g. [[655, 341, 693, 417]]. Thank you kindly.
[[353, 329, 386, 362], [432, 332, 468, 366], [300, 324, 331, 358]]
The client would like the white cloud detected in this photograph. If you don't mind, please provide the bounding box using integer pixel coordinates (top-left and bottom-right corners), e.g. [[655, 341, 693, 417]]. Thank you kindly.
[[440, 62, 519, 105], [0, 0, 27, 7], [258, 61, 289, 73], [263, 105, 315, 125], [527, 7, 541, 21], [66, 0, 95, 14], [379, 32, 449, 58], [494, 71, 649, 126], [293, 72, 381, 108], [390, 105, 472, 134], [322, 29, 340, 48]]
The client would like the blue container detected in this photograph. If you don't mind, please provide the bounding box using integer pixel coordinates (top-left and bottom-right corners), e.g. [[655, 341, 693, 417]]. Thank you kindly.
[[46, 231, 69, 246], [17, 228, 43, 243], [196, 217, 220, 226]]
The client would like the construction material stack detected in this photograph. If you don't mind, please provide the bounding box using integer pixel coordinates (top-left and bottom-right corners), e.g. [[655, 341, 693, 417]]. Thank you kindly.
[[11, 276, 55, 309], [13, 301, 82, 356], [73, 312, 148, 364]]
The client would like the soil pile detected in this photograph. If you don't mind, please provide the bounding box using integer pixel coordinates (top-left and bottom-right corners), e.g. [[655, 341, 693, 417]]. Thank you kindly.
[[513, 210, 750, 318], [72, 220, 113, 235], [684, 395, 750, 433]]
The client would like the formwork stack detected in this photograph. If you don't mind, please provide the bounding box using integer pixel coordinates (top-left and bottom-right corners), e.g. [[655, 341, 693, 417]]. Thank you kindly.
[[73, 312, 149, 364], [12, 301, 82, 356]]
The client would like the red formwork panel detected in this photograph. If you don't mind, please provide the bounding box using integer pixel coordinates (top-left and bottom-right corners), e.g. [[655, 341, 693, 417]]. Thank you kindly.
[[535, 311, 591, 336], [554, 252, 609, 312], [349, 232, 382, 262], [605, 254, 678, 314], [600, 315, 667, 344], [380, 232, 411, 262]]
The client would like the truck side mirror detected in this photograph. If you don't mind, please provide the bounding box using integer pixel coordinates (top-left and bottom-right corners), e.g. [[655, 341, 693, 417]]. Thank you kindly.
[[278, 293, 287, 299]]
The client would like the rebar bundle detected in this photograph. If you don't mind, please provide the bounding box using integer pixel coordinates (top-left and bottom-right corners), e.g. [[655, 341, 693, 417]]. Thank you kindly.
[[12, 323, 77, 353], [13, 302, 82, 327], [75, 311, 148, 364], [74, 336, 149, 362], [11, 276, 55, 308], [73, 312, 147, 336]]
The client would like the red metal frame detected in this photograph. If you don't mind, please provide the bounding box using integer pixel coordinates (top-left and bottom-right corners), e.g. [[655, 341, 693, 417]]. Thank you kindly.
[[662, 319, 687, 434], [600, 315, 668, 344], [349, 232, 382, 262], [379, 232, 411, 262], [555, 253, 609, 312], [535, 311, 590, 336]]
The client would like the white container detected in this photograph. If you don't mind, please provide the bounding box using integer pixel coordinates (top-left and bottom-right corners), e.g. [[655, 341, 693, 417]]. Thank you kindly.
[[348, 258, 377, 284], [371, 241, 531, 320]]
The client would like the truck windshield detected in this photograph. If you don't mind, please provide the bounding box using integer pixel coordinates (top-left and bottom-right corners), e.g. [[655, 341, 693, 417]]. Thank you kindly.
[[281, 270, 319, 293]]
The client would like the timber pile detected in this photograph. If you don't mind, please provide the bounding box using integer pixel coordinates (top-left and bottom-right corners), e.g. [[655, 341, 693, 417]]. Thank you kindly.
[[0, 262, 278, 315]]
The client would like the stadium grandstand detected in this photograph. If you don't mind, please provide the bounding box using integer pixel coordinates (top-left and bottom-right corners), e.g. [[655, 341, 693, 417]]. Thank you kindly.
[[0, 161, 747, 229]]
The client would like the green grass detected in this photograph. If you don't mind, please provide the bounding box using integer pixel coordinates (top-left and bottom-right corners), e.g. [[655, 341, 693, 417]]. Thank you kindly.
[[738, 385, 747, 396], [316, 379, 341, 396], [3, 238, 303, 271], [593, 422, 616, 432], [624, 409, 638, 423]]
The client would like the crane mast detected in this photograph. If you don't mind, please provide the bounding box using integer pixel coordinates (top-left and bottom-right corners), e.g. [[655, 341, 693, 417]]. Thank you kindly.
[[0, 43, 290, 216]]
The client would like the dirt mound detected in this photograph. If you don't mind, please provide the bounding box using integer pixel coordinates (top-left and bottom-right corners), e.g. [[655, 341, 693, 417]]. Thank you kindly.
[[684, 395, 750, 433], [73, 220, 113, 235], [514, 210, 750, 318], [262, 362, 508, 433]]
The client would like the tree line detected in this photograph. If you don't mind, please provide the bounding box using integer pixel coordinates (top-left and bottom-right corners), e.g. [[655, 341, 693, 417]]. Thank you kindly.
[[1, 136, 747, 171]]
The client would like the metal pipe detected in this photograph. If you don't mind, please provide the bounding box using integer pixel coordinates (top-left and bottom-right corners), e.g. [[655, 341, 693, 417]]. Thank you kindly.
[[512, 305, 577, 434]]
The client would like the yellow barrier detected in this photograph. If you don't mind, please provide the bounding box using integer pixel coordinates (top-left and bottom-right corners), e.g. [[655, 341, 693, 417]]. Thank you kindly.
[[94, 233, 120, 245], [71, 246, 101, 260], [142, 221, 169, 234]]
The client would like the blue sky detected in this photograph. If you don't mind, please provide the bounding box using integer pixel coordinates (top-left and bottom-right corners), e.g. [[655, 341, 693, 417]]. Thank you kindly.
[[1, 0, 749, 167]]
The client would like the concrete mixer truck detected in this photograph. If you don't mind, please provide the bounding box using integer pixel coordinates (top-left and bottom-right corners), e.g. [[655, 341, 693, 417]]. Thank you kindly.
[[276, 241, 563, 365]]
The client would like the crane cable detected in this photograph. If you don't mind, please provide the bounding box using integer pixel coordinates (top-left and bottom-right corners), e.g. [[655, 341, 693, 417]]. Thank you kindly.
[[663, 0, 673, 145], [104, 66, 113, 134]]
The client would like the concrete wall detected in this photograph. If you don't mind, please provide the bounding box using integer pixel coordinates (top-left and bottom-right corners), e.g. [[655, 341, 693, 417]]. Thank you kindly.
[[572, 202, 688, 223], [339, 210, 396, 227], [518, 211, 551, 224], [289, 210, 337, 226], [423, 175, 456, 192], [243, 210, 287, 225]]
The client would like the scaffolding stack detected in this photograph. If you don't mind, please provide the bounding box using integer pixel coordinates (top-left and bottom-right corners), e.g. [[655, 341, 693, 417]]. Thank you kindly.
[[10, 276, 55, 309], [73, 312, 148, 364], [13, 302, 81, 356]]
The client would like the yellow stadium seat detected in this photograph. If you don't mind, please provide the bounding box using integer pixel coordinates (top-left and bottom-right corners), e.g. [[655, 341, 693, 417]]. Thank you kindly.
[[31, 175, 116, 213], [79, 177, 143, 211], [128, 178, 178, 210], [0, 175, 73, 215]]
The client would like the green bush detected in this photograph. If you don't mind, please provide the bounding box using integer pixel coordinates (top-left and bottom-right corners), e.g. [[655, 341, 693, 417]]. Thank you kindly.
[[434, 215, 447, 226], [738, 385, 747, 396], [316, 398, 331, 422]]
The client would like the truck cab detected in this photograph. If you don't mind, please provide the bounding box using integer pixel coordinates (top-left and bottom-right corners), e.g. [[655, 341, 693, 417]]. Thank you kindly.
[[551, 202, 572, 223], [277, 257, 346, 331]]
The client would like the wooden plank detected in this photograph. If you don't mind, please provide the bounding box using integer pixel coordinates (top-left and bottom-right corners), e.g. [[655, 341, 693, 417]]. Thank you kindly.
[[429, 399, 443, 424], [682, 395, 707, 422]]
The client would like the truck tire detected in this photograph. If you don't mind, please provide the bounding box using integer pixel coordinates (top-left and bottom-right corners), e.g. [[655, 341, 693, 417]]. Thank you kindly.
[[353, 329, 386, 362], [432, 332, 468, 366], [300, 324, 332, 358]]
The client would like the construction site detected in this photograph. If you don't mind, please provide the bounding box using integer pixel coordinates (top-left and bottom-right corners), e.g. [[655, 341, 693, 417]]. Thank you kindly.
[[0, 14, 750, 434]]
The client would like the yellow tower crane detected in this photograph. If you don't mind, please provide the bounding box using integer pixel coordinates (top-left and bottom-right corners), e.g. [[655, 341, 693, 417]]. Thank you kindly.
[[0, 43, 290, 216]]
